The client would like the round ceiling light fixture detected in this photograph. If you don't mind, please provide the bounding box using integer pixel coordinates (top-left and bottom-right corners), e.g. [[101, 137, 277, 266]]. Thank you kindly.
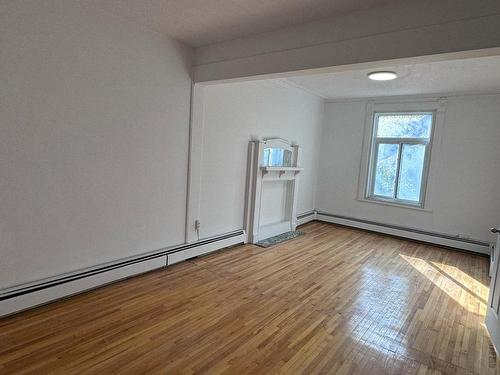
[[368, 71, 398, 81]]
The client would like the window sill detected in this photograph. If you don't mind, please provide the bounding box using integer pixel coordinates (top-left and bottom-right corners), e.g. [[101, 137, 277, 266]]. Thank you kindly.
[[357, 197, 433, 213]]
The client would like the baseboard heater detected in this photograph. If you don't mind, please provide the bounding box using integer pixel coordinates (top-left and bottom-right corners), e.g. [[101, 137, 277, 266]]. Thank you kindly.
[[0, 230, 246, 317], [316, 212, 490, 255], [296, 210, 317, 226]]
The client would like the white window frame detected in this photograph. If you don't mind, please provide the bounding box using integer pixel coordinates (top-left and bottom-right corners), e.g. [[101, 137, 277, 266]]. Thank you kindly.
[[366, 111, 435, 207], [357, 98, 447, 211]]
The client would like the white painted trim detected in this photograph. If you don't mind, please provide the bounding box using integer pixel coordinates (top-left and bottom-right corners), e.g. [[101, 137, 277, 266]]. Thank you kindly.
[[185, 83, 206, 243], [316, 213, 490, 255], [0, 230, 246, 317], [0, 257, 166, 318], [356, 98, 447, 212], [324, 91, 500, 104], [296, 211, 317, 226], [245, 140, 302, 243], [167, 231, 246, 265], [356, 197, 433, 213], [490, 243, 496, 277], [486, 232, 500, 354], [485, 310, 500, 356]]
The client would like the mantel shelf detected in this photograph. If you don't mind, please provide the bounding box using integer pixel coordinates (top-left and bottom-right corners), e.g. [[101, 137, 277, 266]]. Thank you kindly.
[[260, 166, 303, 177]]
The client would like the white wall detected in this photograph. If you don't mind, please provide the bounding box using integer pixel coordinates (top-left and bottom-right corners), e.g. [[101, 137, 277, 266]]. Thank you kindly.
[[196, 80, 323, 238], [1, 1, 497, 300], [0, 1, 192, 289], [316, 95, 500, 244]]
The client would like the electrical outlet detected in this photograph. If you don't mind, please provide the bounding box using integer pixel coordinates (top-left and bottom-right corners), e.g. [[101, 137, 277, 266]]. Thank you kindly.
[[195, 220, 201, 230]]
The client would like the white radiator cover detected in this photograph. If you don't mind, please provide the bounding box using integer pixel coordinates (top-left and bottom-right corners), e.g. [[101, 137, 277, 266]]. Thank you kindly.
[[0, 230, 246, 317], [317, 212, 490, 255]]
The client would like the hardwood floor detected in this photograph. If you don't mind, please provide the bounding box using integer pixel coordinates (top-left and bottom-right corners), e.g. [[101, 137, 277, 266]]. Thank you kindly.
[[0, 222, 496, 374]]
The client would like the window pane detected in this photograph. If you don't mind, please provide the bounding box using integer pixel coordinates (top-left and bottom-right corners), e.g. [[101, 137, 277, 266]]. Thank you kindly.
[[376, 113, 432, 138], [373, 143, 399, 198], [397, 144, 426, 202]]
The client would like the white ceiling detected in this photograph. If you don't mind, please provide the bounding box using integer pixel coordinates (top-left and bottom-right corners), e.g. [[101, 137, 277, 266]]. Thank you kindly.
[[284, 56, 500, 100], [85, 0, 393, 47]]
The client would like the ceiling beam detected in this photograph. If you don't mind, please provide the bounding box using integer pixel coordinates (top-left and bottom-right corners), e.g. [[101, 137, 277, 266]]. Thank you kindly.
[[193, 0, 500, 83]]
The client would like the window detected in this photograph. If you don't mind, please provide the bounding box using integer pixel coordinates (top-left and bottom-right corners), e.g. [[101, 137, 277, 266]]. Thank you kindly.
[[366, 112, 434, 207]]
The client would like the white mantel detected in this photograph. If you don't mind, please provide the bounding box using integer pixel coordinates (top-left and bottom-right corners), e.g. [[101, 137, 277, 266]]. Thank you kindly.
[[244, 138, 302, 243]]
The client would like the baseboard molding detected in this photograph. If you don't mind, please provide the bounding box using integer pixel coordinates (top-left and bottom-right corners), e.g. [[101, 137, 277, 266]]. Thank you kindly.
[[168, 231, 246, 264], [0, 257, 166, 318], [0, 230, 246, 318], [316, 212, 490, 255], [297, 210, 317, 226], [1, 213, 488, 318]]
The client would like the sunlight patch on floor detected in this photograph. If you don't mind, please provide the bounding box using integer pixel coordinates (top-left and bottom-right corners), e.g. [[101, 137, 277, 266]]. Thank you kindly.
[[400, 254, 488, 316]]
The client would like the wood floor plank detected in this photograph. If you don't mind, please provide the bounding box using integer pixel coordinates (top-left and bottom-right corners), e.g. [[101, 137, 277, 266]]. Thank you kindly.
[[0, 222, 496, 374]]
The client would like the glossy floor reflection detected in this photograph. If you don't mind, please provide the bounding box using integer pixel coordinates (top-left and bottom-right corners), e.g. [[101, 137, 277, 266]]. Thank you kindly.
[[0, 222, 496, 374], [401, 254, 488, 314]]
